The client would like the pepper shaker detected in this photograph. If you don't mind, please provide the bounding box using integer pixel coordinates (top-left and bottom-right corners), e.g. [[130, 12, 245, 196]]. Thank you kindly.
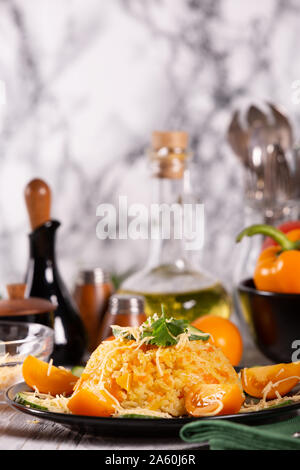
[[73, 268, 114, 352]]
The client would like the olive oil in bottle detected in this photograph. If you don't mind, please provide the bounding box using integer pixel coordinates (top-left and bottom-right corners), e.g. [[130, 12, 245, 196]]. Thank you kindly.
[[120, 131, 231, 322]]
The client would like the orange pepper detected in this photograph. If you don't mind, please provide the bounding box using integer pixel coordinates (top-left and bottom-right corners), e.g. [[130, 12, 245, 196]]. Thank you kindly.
[[22, 356, 78, 395], [67, 388, 116, 416], [241, 362, 300, 399], [236, 225, 300, 294], [185, 383, 244, 417], [262, 221, 300, 250]]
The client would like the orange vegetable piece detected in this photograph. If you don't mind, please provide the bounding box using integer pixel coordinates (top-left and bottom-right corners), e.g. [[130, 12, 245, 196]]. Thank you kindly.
[[185, 383, 244, 417], [22, 355, 78, 395], [191, 316, 243, 366], [254, 245, 300, 294], [67, 388, 116, 417], [241, 362, 300, 399], [237, 225, 300, 294]]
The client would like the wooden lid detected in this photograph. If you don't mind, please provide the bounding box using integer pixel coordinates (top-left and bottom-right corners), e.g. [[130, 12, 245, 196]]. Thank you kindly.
[[152, 131, 188, 150], [0, 283, 56, 317]]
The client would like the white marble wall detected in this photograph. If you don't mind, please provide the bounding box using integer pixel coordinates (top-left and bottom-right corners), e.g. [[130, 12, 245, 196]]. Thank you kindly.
[[0, 0, 300, 294]]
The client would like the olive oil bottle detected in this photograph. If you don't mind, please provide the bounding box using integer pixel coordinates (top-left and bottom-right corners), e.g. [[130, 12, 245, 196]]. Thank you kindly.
[[120, 131, 231, 322], [120, 271, 231, 322]]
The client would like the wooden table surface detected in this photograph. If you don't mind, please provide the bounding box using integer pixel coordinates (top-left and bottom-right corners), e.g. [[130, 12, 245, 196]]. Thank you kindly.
[[0, 403, 205, 451]]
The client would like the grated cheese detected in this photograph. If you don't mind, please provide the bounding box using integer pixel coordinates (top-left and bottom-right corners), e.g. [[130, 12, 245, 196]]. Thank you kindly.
[[175, 333, 190, 350], [0, 353, 23, 392], [262, 375, 300, 402], [114, 407, 172, 419], [155, 347, 163, 376], [19, 391, 71, 414], [198, 400, 224, 417], [242, 393, 300, 413], [276, 368, 285, 377], [47, 359, 53, 377]]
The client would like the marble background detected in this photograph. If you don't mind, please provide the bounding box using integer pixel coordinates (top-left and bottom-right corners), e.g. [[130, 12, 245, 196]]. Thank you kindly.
[[1, 0, 300, 296]]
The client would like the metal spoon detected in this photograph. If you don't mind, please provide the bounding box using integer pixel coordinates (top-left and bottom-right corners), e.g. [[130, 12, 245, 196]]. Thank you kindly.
[[227, 101, 295, 223]]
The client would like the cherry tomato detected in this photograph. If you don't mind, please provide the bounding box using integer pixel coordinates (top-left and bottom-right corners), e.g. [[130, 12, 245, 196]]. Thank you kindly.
[[191, 316, 243, 366]]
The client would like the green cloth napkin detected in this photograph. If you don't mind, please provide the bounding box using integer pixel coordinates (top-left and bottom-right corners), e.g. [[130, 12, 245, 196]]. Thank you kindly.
[[180, 415, 300, 450]]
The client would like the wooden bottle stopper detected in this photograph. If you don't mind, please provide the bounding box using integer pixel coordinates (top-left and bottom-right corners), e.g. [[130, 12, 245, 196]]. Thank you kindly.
[[6, 283, 26, 300], [150, 131, 189, 179], [24, 178, 51, 230]]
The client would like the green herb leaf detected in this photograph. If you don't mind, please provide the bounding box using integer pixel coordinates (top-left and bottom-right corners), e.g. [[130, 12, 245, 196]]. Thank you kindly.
[[142, 316, 188, 347], [188, 325, 210, 342], [111, 325, 135, 340], [267, 400, 294, 409], [189, 333, 210, 341], [71, 366, 84, 378], [112, 309, 211, 347]]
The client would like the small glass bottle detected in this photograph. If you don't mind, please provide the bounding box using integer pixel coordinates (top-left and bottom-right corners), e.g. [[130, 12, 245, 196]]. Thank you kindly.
[[98, 294, 146, 341], [119, 131, 231, 322]]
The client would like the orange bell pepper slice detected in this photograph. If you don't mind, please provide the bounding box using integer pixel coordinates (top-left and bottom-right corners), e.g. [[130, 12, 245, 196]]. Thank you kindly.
[[22, 355, 78, 395], [185, 383, 244, 417], [67, 388, 116, 417], [236, 225, 300, 294], [241, 362, 300, 399]]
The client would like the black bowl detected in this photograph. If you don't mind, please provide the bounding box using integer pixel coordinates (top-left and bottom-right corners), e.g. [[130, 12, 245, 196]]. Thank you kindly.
[[237, 278, 300, 363]]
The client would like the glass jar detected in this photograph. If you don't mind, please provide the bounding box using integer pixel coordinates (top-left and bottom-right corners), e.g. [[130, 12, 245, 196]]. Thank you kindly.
[[98, 294, 146, 341]]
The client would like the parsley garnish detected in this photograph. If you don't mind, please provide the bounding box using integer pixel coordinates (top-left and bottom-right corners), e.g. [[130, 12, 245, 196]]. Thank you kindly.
[[142, 315, 189, 347], [112, 307, 210, 347]]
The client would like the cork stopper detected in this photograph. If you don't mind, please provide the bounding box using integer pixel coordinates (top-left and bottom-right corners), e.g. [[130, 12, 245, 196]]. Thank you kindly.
[[150, 131, 190, 179], [152, 131, 188, 150], [6, 283, 26, 300]]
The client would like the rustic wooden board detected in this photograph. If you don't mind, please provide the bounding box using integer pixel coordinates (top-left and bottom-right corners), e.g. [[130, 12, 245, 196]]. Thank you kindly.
[[0, 404, 201, 450]]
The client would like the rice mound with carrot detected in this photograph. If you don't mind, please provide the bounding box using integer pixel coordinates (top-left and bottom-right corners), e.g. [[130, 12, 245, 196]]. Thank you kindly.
[[74, 336, 242, 417]]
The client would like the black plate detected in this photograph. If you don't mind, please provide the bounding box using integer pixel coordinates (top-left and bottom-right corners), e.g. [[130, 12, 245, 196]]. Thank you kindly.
[[6, 382, 300, 437]]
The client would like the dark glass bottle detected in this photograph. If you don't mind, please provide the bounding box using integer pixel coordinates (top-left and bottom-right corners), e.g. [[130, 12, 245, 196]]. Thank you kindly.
[[25, 220, 86, 365]]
